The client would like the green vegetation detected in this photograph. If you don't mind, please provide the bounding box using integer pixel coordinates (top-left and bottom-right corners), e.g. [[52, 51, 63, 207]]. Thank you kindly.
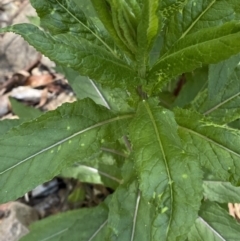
[[1, 0, 240, 240]]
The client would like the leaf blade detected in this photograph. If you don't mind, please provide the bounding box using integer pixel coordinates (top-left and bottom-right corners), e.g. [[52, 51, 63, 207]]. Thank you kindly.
[[175, 108, 240, 183], [0, 99, 133, 203], [129, 99, 202, 240], [20, 203, 108, 241], [149, 21, 240, 90], [0, 24, 138, 90], [188, 202, 240, 241]]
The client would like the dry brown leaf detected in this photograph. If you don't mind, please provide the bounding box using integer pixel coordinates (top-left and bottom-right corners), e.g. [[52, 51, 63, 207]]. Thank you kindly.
[[26, 74, 54, 88]]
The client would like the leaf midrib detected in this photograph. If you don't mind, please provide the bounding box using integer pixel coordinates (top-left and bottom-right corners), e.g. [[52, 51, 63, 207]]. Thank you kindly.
[[203, 91, 240, 115], [55, 0, 117, 57], [161, 0, 216, 60], [0, 114, 134, 175], [198, 217, 225, 241], [178, 125, 240, 158], [143, 101, 173, 237], [79, 165, 122, 184], [153, 29, 240, 69]]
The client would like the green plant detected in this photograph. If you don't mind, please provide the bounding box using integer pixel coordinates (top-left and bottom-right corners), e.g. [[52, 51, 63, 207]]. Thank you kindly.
[[1, 0, 240, 240]]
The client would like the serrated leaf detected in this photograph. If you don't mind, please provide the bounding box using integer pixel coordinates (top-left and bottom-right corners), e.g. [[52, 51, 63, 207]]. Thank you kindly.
[[175, 108, 240, 184], [190, 55, 240, 124], [162, 0, 235, 53], [0, 99, 133, 203], [188, 201, 240, 241], [203, 180, 240, 203], [129, 98, 202, 240], [0, 24, 139, 91], [10, 97, 42, 121], [31, 0, 113, 52], [149, 21, 240, 90], [20, 203, 108, 241]]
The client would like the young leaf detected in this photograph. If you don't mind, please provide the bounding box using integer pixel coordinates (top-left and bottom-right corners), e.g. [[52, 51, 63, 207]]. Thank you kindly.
[[175, 108, 240, 184], [0, 24, 139, 90], [190, 55, 240, 124], [0, 99, 134, 203], [129, 98, 202, 240], [91, 0, 136, 59], [188, 201, 240, 241], [149, 21, 240, 91], [136, 0, 161, 78], [20, 203, 108, 241], [203, 180, 240, 203]]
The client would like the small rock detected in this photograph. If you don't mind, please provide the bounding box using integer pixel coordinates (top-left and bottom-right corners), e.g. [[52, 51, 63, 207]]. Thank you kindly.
[[0, 202, 39, 241]]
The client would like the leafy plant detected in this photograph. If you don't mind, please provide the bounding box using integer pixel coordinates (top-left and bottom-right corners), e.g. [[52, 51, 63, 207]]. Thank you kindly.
[[1, 0, 240, 240]]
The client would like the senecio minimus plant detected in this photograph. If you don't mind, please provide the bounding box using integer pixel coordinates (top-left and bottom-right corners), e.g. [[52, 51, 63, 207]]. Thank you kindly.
[[1, 0, 240, 240]]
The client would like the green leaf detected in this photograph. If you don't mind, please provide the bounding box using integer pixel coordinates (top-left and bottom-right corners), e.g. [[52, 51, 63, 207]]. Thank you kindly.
[[31, 0, 114, 53], [190, 55, 240, 124], [162, 0, 235, 53], [136, 0, 161, 78], [0, 119, 22, 136], [91, 0, 135, 59], [160, 0, 187, 18], [20, 203, 108, 241], [0, 24, 139, 91], [188, 201, 240, 241], [0, 99, 133, 203], [107, 161, 155, 241], [9, 97, 42, 121], [149, 21, 240, 91], [172, 66, 208, 108], [203, 180, 240, 203], [175, 108, 240, 184], [56, 66, 133, 113], [129, 98, 202, 240], [62, 151, 122, 189], [229, 118, 240, 129]]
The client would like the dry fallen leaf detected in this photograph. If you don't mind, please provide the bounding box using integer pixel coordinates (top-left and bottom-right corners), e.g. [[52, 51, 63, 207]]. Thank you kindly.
[[26, 74, 54, 88]]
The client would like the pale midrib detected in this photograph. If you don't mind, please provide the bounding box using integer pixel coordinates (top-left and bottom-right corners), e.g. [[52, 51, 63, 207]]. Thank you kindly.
[[180, 0, 216, 39], [89, 78, 111, 109], [161, 0, 216, 60], [144, 102, 173, 237], [203, 92, 240, 115], [79, 165, 122, 184], [154, 30, 238, 68], [100, 147, 128, 157], [0, 114, 134, 175], [55, 0, 117, 58], [198, 217, 225, 241], [88, 220, 108, 241], [39, 228, 68, 241], [131, 189, 141, 241], [179, 126, 240, 158]]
